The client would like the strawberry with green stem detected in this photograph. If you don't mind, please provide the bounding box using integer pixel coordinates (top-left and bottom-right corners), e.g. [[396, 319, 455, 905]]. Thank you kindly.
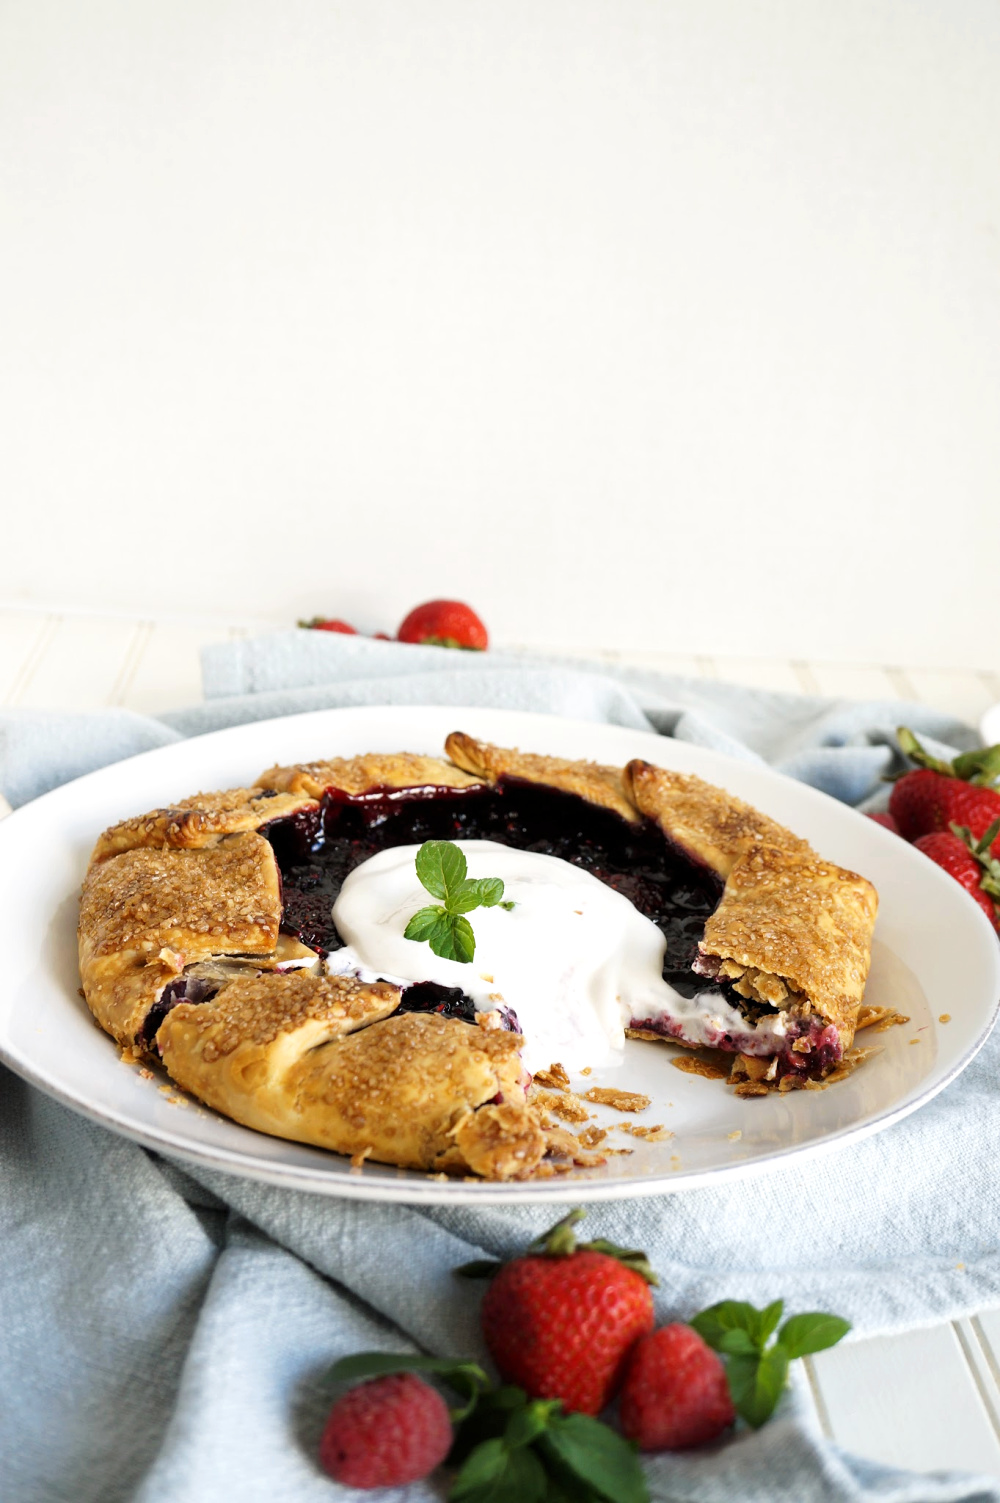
[[914, 819, 1000, 932], [890, 728, 1000, 856]]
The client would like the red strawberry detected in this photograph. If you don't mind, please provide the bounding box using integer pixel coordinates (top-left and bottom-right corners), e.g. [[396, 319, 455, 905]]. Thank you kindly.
[[477, 1210, 655, 1415], [298, 616, 358, 634], [318, 1372, 452, 1489], [913, 821, 1000, 931], [867, 812, 900, 834], [619, 1324, 735, 1451], [889, 767, 956, 841], [397, 600, 488, 650], [890, 729, 1000, 857]]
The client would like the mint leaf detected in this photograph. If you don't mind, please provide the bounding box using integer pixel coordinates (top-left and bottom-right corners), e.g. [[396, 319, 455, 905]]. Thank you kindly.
[[499, 900, 516, 911], [473, 877, 506, 908], [778, 1312, 851, 1359], [715, 1328, 760, 1357], [450, 878, 499, 915], [505, 1400, 558, 1448], [541, 1413, 649, 1503], [429, 913, 476, 963], [328, 1351, 489, 1418], [690, 1298, 783, 1352], [404, 905, 449, 943], [408, 842, 510, 964], [757, 1299, 785, 1347], [690, 1301, 765, 1352], [416, 840, 468, 902], [726, 1345, 790, 1429], [330, 1351, 488, 1386], [450, 1439, 547, 1503], [454, 1259, 503, 1279]]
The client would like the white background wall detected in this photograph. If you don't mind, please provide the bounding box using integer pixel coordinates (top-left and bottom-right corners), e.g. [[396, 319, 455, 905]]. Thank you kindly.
[[1, 0, 997, 666]]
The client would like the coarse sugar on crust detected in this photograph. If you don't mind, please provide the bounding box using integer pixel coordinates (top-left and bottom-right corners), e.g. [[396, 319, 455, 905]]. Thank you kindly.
[[700, 841, 878, 1042], [257, 752, 483, 800], [78, 832, 283, 1047], [624, 759, 809, 878], [444, 732, 639, 823], [80, 833, 281, 960], [163, 969, 401, 1061], [160, 999, 549, 1178], [90, 788, 317, 864]]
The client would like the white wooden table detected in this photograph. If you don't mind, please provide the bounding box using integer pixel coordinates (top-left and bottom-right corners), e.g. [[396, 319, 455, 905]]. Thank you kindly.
[[3, 603, 1000, 1479]]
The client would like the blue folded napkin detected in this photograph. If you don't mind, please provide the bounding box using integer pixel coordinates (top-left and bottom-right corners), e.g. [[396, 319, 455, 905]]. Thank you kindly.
[[1, 633, 997, 1503]]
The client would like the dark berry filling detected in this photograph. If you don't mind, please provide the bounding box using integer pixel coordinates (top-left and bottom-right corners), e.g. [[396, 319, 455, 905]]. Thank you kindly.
[[262, 778, 734, 1020], [141, 974, 218, 1047]]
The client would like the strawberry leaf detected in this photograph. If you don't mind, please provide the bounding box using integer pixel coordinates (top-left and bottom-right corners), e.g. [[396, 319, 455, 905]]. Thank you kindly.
[[578, 1239, 660, 1288], [952, 745, 1000, 788], [416, 840, 468, 902], [725, 1344, 790, 1429], [896, 727, 955, 777], [778, 1312, 851, 1359], [540, 1414, 649, 1503]]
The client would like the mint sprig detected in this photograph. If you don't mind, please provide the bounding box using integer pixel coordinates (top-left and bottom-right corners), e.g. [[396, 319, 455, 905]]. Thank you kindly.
[[403, 840, 512, 964], [690, 1299, 850, 1427]]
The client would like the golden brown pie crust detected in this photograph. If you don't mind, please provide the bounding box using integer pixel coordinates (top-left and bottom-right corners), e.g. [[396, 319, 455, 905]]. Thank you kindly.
[[445, 731, 639, 823], [77, 733, 878, 1177], [258, 752, 482, 800]]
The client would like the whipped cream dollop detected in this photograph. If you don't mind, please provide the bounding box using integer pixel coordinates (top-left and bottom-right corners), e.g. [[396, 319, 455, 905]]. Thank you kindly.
[[326, 840, 672, 1072], [326, 839, 791, 1074]]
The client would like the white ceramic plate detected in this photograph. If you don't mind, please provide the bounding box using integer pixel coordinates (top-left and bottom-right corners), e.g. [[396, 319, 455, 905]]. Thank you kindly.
[[2, 706, 998, 1205], [980, 702, 1000, 748]]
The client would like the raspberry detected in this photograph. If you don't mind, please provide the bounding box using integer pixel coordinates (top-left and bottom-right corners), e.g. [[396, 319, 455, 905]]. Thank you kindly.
[[318, 1372, 453, 1489], [619, 1324, 735, 1450]]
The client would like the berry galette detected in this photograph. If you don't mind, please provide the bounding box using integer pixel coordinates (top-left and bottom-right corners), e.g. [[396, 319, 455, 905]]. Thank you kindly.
[[78, 734, 879, 1180]]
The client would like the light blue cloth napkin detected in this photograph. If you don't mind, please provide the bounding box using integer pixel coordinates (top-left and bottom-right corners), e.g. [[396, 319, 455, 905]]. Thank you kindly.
[[1, 633, 998, 1503]]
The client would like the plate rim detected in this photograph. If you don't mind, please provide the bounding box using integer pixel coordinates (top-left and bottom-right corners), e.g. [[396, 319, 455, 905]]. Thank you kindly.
[[2, 702, 998, 1205]]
